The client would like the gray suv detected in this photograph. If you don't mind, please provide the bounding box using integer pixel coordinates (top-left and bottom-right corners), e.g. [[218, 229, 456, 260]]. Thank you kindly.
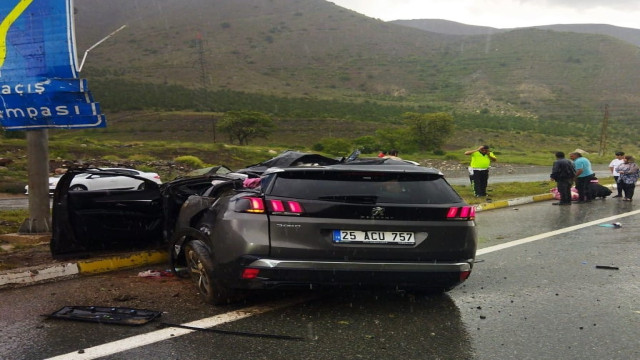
[[52, 152, 477, 305]]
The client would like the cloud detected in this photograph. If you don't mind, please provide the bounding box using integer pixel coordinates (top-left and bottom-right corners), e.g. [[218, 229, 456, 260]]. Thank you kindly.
[[520, 0, 639, 10], [330, 0, 640, 29]]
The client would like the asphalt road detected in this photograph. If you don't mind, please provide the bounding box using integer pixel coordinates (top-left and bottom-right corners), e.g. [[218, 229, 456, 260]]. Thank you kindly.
[[1, 198, 638, 359], [0, 196, 50, 210], [445, 164, 611, 185]]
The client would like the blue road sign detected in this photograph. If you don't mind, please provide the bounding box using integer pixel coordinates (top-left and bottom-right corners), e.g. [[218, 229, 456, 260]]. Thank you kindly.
[[0, 0, 105, 130]]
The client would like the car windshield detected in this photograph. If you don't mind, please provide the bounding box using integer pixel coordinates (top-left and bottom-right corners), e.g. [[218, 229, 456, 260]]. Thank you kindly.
[[268, 170, 462, 204]]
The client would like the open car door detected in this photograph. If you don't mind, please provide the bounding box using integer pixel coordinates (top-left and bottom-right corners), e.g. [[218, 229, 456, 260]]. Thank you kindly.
[[51, 169, 164, 258]]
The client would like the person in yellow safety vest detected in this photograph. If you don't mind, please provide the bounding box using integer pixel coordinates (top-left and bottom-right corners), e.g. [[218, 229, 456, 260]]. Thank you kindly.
[[464, 145, 497, 197]]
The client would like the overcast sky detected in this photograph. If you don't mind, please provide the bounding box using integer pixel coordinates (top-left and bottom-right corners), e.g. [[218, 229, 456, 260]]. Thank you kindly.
[[330, 0, 640, 29]]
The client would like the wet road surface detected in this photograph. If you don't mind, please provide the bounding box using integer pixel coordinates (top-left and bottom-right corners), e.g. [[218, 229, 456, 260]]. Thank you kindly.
[[1, 197, 638, 359]]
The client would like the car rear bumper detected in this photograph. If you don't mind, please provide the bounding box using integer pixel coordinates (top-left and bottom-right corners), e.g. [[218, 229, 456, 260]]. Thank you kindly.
[[237, 258, 473, 290]]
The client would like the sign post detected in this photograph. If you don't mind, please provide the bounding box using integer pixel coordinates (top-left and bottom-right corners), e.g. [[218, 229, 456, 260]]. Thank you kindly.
[[20, 129, 50, 233]]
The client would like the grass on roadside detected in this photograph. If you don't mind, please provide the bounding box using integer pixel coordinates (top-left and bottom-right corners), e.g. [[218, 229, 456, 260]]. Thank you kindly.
[[0, 209, 28, 236]]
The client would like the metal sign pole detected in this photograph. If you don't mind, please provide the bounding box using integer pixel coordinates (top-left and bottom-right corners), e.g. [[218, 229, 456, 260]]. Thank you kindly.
[[19, 129, 51, 234]]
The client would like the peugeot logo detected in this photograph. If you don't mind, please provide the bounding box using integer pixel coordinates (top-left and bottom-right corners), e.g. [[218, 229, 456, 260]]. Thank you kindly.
[[371, 206, 385, 217]]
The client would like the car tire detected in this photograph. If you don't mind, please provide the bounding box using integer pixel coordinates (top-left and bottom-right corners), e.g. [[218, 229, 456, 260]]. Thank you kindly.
[[184, 240, 237, 305], [137, 182, 146, 190], [69, 185, 88, 191]]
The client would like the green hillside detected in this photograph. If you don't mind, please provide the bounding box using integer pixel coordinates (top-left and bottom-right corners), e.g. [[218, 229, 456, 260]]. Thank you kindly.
[[66, 0, 640, 143]]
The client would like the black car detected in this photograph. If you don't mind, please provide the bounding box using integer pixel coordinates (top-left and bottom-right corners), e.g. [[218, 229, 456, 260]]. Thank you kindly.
[[52, 152, 477, 304]]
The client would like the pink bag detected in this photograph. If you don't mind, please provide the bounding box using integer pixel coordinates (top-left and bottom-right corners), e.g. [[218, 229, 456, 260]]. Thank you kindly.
[[550, 187, 579, 201]]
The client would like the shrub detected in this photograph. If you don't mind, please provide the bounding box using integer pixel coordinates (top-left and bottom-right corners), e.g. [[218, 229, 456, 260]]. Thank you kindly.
[[318, 138, 351, 156], [174, 155, 204, 168], [353, 135, 380, 154]]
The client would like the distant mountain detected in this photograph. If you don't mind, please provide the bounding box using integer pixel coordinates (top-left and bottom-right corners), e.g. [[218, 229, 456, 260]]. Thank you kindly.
[[390, 19, 640, 47], [535, 24, 640, 47], [389, 19, 503, 36], [72, 0, 640, 138]]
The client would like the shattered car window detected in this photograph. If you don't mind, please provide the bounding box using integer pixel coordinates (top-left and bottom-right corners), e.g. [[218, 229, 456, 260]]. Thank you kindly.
[[267, 171, 462, 204]]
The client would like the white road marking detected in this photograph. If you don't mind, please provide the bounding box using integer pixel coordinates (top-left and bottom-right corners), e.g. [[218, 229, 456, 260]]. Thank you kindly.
[[44, 296, 312, 360], [45, 209, 640, 359], [476, 209, 640, 256]]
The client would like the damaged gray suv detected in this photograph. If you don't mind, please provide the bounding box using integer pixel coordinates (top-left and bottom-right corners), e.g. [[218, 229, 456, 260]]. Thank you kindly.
[[52, 152, 477, 305]]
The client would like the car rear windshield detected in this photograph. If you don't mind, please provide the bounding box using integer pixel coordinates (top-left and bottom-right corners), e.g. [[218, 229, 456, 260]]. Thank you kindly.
[[267, 170, 463, 204]]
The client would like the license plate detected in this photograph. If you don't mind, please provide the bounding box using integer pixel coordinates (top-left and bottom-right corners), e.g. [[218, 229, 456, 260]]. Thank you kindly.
[[333, 230, 415, 244]]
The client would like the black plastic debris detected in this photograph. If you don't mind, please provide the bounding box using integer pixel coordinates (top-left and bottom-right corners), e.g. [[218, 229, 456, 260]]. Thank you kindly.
[[595, 265, 619, 270], [45, 306, 162, 326]]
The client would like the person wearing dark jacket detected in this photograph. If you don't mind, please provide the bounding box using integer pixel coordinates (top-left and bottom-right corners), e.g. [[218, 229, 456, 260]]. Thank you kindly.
[[550, 151, 576, 205]]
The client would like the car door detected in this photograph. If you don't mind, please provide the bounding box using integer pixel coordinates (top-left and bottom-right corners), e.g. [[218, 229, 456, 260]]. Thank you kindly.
[[51, 170, 164, 257]]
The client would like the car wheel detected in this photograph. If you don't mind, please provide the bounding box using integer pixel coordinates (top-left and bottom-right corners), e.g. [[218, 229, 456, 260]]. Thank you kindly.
[[69, 185, 87, 191], [137, 182, 146, 190], [184, 240, 237, 305]]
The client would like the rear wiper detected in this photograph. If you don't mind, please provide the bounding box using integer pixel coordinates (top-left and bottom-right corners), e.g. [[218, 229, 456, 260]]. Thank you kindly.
[[318, 195, 378, 203]]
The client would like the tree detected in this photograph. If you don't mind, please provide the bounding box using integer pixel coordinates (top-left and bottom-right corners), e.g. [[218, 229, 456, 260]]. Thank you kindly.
[[317, 137, 352, 156], [218, 110, 275, 145], [402, 112, 454, 151], [374, 127, 416, 154]]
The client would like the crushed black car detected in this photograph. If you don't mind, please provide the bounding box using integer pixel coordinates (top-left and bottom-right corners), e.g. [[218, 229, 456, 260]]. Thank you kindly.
[[52, 151, 477, 304]]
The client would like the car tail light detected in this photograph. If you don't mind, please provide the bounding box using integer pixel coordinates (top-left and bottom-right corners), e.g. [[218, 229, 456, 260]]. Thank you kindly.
[[240, 197, 266, 213], [460, 270, 471, 281], [266, 199, 304, 214], [446, 206, 475, 220], [270, 200, 303, 214], [242, 268, 260, 279], [270, 199, 286, 212], [239, 197, 304, 215]]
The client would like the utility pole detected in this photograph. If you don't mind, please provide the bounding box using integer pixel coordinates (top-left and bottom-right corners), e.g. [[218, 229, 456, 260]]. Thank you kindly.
[[598, 104, 609, 156], [196, 32, 216, 142]]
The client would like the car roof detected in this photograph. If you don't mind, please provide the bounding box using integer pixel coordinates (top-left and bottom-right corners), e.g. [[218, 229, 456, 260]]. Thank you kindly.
[[66, 167, 141, 174], [265, 161, 444, 175], [98, 168, 141, 172], [239, 151, 443, 176]]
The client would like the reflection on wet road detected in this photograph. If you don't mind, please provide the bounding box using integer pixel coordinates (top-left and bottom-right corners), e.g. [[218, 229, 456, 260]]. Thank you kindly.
[[445, 164, 610, 185]]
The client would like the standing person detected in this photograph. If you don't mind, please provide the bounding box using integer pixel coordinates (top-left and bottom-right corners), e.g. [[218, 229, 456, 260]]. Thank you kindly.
[[550, 152, 576, 205], [385, 149, 401, 160], [615, 155, 639, 201], [569, 152, 595, 203], [464, 145, 497, 197], [609, 151, 625, 197]]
